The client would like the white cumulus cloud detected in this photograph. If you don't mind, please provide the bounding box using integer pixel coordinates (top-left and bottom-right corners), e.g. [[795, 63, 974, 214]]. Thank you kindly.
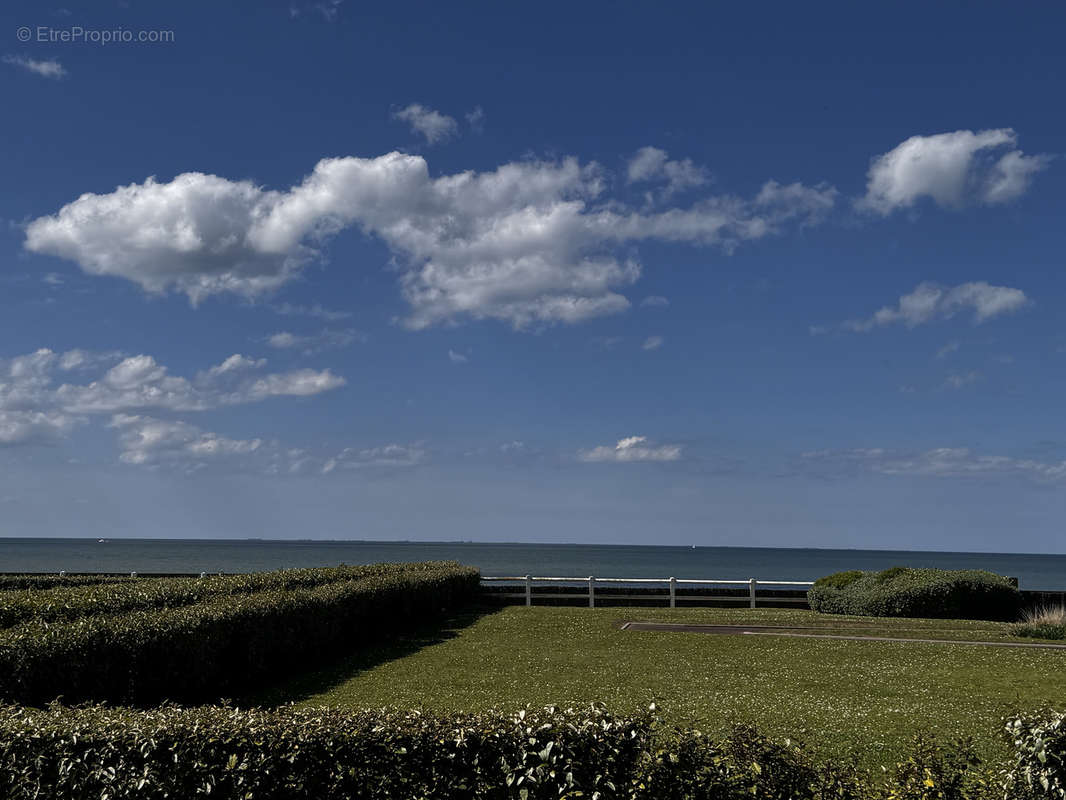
[[268, 302, 353, 321], [935, 341, 960, 360], [105, 416, 423, 476], [627, 146, 708, 201], [392, 103, 459, 144], [0, 410, 81, 445], [25, 151, 837, 329], [266, 328, 361, 354], [321, 443, 426, 473], [244, 368, 345, 399], [578, 435, 682, 463], [110, 414, 262, 468], [943, 370, 981, 390], [859, 128, 1050, 214], [0, 348, 344, 443], [640, 295, 669, 308], [841, 281, 1028, 332], [3, 54, 66, 79], [802, 447, 1066, 484], [25, 172, 310, 303]]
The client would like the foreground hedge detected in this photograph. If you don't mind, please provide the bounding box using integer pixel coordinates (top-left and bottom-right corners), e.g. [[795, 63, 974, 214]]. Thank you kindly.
[[2, 704, 649, 800], [0, 562, 445, 629], [0, 704, 869, 800], [1006, 710, 1066, 799], [0, 562, 479, 706], [808, 567, 1021, 620], [6, 703, 1058, 799]]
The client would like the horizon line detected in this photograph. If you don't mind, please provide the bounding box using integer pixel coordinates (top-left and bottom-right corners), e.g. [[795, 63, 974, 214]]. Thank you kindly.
[[1, 536, 1064, 558]]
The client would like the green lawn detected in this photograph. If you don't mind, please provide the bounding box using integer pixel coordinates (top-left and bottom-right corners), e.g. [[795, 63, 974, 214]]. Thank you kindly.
[[253, 605, 1066, 772]]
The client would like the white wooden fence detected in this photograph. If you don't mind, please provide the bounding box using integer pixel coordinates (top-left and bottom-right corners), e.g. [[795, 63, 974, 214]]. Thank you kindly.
[[481, 576, 815, 608]]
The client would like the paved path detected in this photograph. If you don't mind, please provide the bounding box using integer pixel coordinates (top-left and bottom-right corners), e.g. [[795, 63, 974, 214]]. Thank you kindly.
[[620, 621, 1066, 650]]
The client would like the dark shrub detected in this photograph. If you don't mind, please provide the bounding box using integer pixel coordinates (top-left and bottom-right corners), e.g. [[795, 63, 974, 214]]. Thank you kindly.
[[807, 567, 1021, 620]]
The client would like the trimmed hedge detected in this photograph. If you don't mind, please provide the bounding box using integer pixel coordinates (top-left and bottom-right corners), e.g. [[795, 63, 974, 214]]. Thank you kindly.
[[0, 574, 137, 591], [0, 704, 654, 800], [0, 704, 871, 800], [0, 562, 446, 629], [812, 570, 864, 590], [7, 702, 1064, 799], [1005, 710, 1066, 799], [808, 567, 1022, 620], [641, 724, 865, 800], [0, 562, 479, 706], [2, 703, 1042, 799]]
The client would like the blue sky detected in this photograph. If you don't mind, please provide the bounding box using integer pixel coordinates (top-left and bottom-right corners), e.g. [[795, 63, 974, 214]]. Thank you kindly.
[[1, 1, 1065, 551]]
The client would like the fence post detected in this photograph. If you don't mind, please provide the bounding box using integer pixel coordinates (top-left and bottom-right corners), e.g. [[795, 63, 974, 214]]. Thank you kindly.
[[525, 574, 532, 607], [749, 578, 757, 609], [669, 576, 676, 608], [589, 575, 595, 608]]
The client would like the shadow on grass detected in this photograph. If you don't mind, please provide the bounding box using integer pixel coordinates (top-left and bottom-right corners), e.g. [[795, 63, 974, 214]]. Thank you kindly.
[[241, 604, 504, 708]]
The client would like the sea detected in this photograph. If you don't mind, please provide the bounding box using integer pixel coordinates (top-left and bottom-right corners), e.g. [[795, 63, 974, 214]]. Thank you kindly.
[[2, 538, 1066, 590]]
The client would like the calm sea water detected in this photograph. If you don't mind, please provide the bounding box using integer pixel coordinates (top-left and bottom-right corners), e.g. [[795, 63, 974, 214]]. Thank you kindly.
[[2, 538, 1065, 590]]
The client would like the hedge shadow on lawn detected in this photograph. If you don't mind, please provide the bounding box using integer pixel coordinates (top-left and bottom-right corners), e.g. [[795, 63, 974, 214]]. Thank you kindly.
[[244, 604, 499, 707]]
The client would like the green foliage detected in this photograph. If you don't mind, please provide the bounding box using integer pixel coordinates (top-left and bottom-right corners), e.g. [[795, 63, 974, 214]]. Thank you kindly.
[[1014, 606, 1066, 641], [878, 733, 990, 800], [275, 605, 1066, 772], [875, 566, 909, 585], [2, 703, 1040, 799], [1015, 624, 1066, 641], [642, 724, 864, 799], [0, 574, 136, 591], [1004, 710, 1066, 799], [807, 568, 1021, 620], [813, 570, 866, 590], [0, 562, 479, 706], [0, 562, 440, 629], [0, 703, 655, 800], [0, 703, 867, 800]]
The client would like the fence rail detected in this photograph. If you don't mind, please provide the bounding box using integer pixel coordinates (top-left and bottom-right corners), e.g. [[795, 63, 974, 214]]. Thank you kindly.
[[481, 575, 815, 608]]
